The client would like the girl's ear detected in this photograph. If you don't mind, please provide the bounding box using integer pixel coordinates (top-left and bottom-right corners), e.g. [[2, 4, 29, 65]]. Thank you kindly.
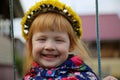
[[69, 46, 74, 52]]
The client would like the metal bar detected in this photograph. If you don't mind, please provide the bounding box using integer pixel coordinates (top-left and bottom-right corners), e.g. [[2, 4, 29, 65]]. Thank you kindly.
[[9, 0, 16, 80], [95, 0, 102, 80]]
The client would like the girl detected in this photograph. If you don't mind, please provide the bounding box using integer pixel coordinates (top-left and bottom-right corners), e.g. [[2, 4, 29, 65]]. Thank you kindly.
[[21, 0, 118, 80]]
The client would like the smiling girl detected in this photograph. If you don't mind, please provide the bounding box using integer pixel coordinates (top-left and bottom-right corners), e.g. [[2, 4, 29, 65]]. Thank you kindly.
[[21, 0, 118, 80]]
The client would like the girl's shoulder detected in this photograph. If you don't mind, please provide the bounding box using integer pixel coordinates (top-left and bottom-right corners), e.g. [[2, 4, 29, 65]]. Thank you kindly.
[[70, 54, 99, 80], [78, 63, 99, 80]]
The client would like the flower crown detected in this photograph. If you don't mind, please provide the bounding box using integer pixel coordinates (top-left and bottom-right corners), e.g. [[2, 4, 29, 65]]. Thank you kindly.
[[21, 0, 82, 40]]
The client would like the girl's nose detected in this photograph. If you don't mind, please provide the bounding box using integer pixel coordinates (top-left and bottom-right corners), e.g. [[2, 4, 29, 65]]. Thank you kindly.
[[44, 40, 55, 51]]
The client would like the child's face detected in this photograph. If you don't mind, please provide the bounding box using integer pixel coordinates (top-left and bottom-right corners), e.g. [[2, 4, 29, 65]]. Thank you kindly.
[[32, 31, 70, 68]]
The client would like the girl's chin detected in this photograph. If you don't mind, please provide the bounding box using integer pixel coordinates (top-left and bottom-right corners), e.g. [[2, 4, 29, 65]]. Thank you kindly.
[[41, 64, 58, 68], [38, 60, 59, 68]]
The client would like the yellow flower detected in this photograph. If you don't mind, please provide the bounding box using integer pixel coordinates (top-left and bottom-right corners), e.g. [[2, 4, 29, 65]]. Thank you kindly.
[[21, 0, 82, 40]]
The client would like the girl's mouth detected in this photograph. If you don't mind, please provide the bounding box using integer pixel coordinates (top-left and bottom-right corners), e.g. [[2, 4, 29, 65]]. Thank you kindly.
[[41, 54, 59, 61]]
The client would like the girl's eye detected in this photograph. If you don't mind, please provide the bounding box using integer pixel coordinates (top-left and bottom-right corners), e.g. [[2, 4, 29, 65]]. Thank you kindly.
[[37, 38, 46, 42], [56, 39, 64, 42]]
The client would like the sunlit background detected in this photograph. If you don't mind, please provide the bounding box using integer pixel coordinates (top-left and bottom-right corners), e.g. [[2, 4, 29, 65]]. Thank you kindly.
[[0, 0, 120, 80]]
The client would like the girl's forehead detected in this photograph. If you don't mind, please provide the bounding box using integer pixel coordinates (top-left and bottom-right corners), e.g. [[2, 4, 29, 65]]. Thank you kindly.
[[32, 31, 70, 41], [33, 30, 68, 36], [33, 28, 67, 34]]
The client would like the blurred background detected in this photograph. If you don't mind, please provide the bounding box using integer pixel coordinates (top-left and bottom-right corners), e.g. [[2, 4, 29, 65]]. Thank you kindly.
[[0, 0, 120, 80]]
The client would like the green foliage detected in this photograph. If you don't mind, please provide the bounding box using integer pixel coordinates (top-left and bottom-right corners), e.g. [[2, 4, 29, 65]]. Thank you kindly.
[[117, 77, 120, 80], [15, 52, 23, 77]]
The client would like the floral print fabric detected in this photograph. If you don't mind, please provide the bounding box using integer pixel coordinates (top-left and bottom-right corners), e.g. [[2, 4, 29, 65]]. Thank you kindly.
[[23, 55, 99, 80]]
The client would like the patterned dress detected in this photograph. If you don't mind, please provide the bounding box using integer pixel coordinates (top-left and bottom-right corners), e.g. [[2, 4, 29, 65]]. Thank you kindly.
[[23, 54, 99, 80]]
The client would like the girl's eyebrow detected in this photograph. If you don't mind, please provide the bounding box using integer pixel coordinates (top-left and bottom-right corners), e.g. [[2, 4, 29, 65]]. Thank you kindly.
[[38, 35, 47, 38], [54, 35, 64, 38], [54, 36, 67, 40], [34, 34, 47, 39]]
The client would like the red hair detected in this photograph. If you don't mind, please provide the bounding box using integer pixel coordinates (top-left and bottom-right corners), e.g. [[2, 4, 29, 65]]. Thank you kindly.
[[23, 12, 89, 74]]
